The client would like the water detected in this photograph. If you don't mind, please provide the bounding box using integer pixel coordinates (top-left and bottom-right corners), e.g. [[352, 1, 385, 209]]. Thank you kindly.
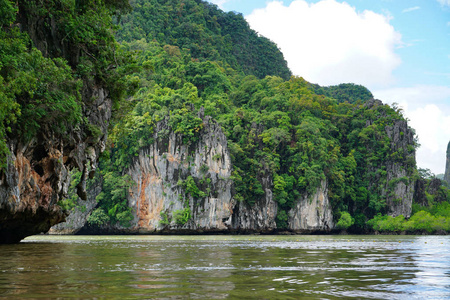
[[0, 235, 449, 299]]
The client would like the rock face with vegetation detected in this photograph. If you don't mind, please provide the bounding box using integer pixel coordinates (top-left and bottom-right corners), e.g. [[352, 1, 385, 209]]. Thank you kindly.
[[48, 178, 102, 235], [4, 0, 450, 241], [52, 113, 333, 234], [124, 114, 234, 233], [383, 117, 416, 218], [361, 100, 416, 218], [0, 0, 132, 243], [52, 0, 430, 236]]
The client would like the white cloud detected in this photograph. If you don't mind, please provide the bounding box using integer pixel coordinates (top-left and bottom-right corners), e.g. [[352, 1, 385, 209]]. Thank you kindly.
[[373, 85, 450, 174], [402, 6, 420, 13], [246, 0, 402, 88], [438, 0, 450, 7]]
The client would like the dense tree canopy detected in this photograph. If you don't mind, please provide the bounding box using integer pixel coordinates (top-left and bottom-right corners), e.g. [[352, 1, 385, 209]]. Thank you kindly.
[[115, 0, 291, 80]]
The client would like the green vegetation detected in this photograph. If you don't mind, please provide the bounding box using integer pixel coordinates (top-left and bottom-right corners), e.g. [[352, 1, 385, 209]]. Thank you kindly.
[[159, 211, 170, 226], [173, 208, 192, 225], [0, 0, 133, 168], [368, 210, 450, 233], [310, 83, 373, 104], [336, 212, 355, 230], [116, 0, 291, 80], [94, 0, 421, 230], [368, 178, 450, 233], [93, 153, 135, 227], [181, 176, 207, 199], [57, 170, 84, 212], [87, 208, 111, 227], [4, 0, 446, 233]]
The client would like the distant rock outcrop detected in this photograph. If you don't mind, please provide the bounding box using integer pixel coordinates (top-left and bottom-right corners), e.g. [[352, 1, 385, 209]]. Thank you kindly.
[[444, 141, 450, 186]]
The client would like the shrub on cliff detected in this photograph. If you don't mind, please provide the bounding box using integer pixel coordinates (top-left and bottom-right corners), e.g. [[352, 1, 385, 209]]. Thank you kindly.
[[336, 212, 355, 230]]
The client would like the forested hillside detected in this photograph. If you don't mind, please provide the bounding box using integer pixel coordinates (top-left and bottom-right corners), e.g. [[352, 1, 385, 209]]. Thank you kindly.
[[116, 0, 292, 80], [1, 0, 449, 242], [57, 0, 448, 234], [95, 37, 419, 231]]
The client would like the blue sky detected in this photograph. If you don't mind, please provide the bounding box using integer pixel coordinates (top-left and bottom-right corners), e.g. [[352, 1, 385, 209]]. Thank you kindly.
[[209, 0, 450, 174]]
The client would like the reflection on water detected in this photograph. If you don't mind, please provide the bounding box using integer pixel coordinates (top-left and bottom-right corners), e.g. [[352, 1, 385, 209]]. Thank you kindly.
[[0, 235, 449, 299]]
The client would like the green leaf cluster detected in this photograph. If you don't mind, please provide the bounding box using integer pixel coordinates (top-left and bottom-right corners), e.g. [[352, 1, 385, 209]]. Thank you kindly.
[[181, 176, 207, 199], [172, 208, 191, 226], [87, 208, 111, 227], [336, 212, 355, 230]]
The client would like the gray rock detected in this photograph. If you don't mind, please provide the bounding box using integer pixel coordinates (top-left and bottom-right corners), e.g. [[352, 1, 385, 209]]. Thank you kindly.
[[121, 116, 236, 233], [49, 179, 102, 235], [364, 100, 416, 218], [288, 180, 334, 232], [444, 141, 450, 185], [384, 119, 415, 218], [0, 87, 112, 243]]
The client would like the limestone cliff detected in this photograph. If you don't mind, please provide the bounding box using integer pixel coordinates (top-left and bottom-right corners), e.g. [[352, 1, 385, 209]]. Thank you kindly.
[[364, 99, 416, 218], [50, 99, 419, 235], [51, 114, 333, 234], [288, 180, 334, 232], [0, 2, 115, 243], [444, 141, 450, 186], [48, 178, 102, 235], [413, 177, 448, 206], [231, 174, 278, 233], [384, 118, 415, 217], [125, 115, 235, 233], [0, 89, 111, 243]]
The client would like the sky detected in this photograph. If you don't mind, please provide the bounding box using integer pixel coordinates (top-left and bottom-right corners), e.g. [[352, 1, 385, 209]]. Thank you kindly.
[[208, 0, 450, 175]]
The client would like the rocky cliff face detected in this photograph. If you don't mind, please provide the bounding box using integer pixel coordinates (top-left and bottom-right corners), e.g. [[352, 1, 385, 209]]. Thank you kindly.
[[0, 3, 113, 243], [51, 114, 333, 234], [125, 115, 235, 233], [48, 178, 102, 235], [0, 90, 111, 243], [231, 174, 278, 233], [384, 118, 415, 218], [365, 99, 416, 218], [444, 141, 450, 186], [288, 180, 334, 232], [413, 177, 448, 206], [94, 114, 281, 233]]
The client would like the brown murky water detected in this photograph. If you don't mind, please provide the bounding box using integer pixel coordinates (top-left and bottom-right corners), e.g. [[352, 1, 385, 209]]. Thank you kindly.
[[0, 235, 449, 299]]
